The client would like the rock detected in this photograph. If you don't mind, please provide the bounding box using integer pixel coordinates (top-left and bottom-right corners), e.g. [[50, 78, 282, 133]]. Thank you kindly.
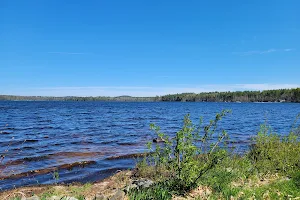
[[0, 131, 11, 134], [26, 196, 40, 200], [95, 194, 108, 200], [153, 137, 165, 143], [132, 179, 154, 188], [63, 197, 78, 200], [110, 190, 125, 200], [47, 196, 61, 200]]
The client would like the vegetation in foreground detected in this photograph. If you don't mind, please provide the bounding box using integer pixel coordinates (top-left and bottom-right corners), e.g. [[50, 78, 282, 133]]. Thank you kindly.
[[2, 111, 300, 200], [130, 111, 300, 199]]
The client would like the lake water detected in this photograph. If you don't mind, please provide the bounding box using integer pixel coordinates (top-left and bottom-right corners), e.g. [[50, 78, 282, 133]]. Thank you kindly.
[[0, 101, 299, 190]]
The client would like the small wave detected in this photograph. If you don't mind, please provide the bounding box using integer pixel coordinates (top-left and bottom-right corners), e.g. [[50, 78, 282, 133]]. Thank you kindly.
[[0, 160, 96, 180], [23, 155, 49, 162], [78, 112, 90, 115], [1, 159, 25, 166], [0, 131, 11, 134], [106, 152, 152, 160], [38, 120, 52, 123], [39, 126, 56, 130], [70, 141, 94, 145], [2, 155, 49, 166], [2, 152, 103, 169], [100, 141, 115, 144], [25, 139, 39, 143], [50, 151, 104, 158], [4, 126, 57, 131], [117, 142, 136, 146], [70, 141, 81, 145], [22, 146, 35, 150], [127, 117, 144, 120]]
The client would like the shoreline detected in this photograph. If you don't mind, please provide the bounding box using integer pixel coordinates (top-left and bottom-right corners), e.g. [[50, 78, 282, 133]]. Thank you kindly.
[[1, 167, 297, 200], [1, 87, 300, 103], [0, 170, 133, 200]]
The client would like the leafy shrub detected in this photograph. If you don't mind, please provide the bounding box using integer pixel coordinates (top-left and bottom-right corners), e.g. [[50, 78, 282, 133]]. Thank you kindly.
[[138, 110, 231, 194], [248, 123, 300, 175]]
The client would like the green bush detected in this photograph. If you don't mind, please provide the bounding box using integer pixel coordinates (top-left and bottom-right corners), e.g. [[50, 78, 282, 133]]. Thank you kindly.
[[248, 123, 300, 175], [138, 110, 231, 195]]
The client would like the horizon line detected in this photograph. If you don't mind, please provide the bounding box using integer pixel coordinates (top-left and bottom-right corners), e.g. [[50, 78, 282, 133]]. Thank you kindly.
[[1, 87, 299, 98]]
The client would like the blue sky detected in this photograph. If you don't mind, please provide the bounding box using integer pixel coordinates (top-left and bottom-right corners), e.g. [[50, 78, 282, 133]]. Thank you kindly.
[[1, 0, 299, 96]]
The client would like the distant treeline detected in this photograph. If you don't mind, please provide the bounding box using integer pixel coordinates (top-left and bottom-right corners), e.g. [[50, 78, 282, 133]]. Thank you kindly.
[[0, 95, 156, 102], [160, 88, 300, 103], [1, 88, 300, 102]]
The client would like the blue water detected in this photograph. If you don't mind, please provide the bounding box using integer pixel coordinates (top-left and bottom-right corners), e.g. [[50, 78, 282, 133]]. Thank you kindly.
[[0, 101, 299, 190]]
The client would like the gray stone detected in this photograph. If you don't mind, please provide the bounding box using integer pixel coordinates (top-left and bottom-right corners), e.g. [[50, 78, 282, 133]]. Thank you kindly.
[[133, 179, 154, 188], [63, 197, 78, 200], [46, 196, 61, 200], [110, 190, 125, 200], [95, 193, 108, 200], [153, 137, 165, 143], [26, 196, 40, 200]]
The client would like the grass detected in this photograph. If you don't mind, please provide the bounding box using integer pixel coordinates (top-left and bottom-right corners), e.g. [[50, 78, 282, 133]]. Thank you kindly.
[[38, 183, 93, 199], [6, 183, 94, 200], [128, 184, 172, 200], [241, 178, 300, 199]]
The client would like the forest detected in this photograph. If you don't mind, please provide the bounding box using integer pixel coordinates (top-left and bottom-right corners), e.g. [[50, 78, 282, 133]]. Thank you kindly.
[[160, 88, 300, 102], [0, 88, 300, 102]]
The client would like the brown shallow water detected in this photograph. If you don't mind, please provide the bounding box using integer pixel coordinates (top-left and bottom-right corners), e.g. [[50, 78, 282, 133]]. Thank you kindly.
[[1, 101, 299, 190]]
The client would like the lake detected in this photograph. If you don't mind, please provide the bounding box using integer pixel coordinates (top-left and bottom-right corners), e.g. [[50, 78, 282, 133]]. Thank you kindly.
[[0, 101, 299, 190]]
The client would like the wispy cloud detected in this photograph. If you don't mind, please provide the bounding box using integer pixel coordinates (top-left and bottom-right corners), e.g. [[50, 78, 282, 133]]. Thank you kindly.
[[260, 49, 277, 54], [233, 48, 295, 56], [5, 84, 299, 97], [48, 52, 87, 55]]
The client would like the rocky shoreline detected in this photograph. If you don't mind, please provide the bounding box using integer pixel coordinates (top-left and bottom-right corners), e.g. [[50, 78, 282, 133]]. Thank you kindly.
[[0, 170, 132, 200], [0, 170, 159, 200], [0, 169, 213, 200]]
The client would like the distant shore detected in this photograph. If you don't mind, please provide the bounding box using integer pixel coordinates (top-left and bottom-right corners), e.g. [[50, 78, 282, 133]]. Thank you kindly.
[[1, 87, 300, 103]]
